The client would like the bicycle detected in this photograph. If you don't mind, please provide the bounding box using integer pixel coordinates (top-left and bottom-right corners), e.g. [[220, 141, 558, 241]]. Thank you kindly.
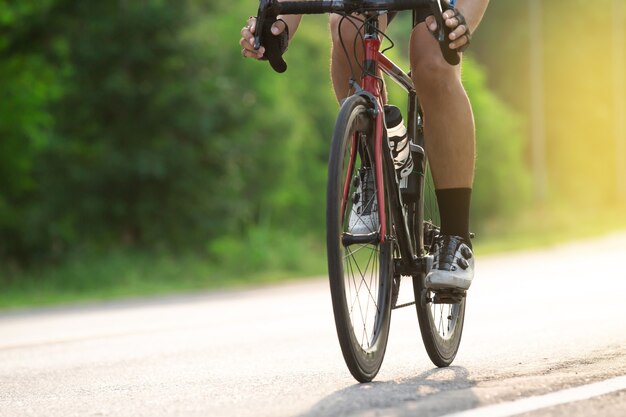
[[254, 0, 468, 382]]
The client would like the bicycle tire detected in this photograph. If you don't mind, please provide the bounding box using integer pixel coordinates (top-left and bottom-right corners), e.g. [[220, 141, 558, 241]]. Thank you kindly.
[[412, 156, 466, 367], [326, 95, 394, 382]]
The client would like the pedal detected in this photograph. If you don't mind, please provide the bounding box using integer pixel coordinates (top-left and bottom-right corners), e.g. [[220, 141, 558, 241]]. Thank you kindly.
[[432, 289, 466, 304], [421, 254, 434, 274]]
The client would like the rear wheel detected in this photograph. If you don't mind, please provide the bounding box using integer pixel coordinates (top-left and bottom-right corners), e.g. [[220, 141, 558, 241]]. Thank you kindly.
[[326, 95, 394, 382], [413, 158, 466, 367]]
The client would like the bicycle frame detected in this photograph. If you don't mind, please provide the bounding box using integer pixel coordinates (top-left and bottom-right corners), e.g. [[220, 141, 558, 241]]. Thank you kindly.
[[350, 13, 428, 273]]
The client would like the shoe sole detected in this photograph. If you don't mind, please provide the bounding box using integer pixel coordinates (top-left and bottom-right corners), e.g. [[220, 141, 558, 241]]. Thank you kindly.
[[425, 271, 472, 291]]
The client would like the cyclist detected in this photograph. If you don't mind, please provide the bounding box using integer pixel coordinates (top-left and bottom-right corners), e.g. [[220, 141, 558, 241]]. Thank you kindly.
[[239, 0, 490, 291]]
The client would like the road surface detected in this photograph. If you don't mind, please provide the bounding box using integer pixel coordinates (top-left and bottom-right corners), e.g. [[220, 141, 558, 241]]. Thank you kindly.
[[1, 233, 626, 417]]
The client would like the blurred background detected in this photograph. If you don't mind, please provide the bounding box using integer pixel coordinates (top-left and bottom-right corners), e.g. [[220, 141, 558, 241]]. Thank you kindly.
[[1, 0, 625, 308]]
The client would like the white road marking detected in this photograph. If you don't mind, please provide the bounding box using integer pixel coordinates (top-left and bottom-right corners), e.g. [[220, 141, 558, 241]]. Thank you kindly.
[[441, 375, 626, 417]]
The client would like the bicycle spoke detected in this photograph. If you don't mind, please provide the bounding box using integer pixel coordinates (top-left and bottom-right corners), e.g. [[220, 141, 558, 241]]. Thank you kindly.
[[350, 245, 376, 301], [344, 242, 381, 349], [346, 248, 371, 332], [437, 304, 444, 336], [346, 250, 368, 342], [362, 252, 376, 347], [343, 243, 376, 259], [345, 249, 363, 318]]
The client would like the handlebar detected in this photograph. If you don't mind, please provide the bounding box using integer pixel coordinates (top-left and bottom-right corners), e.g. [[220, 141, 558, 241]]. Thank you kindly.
[[258, 0, 452, 15], [254, 0, 461, 72]]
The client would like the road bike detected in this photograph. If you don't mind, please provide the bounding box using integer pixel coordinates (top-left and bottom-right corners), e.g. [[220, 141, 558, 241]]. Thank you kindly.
[[254, 0, 467, 382]]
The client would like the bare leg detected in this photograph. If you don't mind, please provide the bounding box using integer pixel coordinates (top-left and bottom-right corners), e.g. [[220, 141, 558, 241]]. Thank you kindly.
[[409, 23, 475, 189]]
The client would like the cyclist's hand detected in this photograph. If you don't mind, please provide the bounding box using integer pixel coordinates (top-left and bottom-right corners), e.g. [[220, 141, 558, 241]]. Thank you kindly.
[[425, 8, 471, 52], [240, 17, 287, 59]]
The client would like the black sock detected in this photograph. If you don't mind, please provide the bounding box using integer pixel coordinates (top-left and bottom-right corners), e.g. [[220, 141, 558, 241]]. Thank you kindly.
[[435, 188, 472, 248]]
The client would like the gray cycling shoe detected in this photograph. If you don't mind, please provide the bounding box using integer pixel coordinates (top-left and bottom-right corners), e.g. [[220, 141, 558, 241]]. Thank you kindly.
[[348, 168, 379, 235], [425, 235, 474, 290]]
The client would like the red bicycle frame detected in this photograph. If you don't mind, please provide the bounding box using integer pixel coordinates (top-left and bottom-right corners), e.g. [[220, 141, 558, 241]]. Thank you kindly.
[[341, 20, 418, 244]]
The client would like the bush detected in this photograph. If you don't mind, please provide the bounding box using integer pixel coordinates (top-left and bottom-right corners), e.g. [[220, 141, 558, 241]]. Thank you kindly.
[[0, 2, 529, 267], [463, 58, 532, 229]]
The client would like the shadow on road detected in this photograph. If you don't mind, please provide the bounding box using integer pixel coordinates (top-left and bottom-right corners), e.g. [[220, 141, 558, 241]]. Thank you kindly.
[[296, 366, 479, 417]]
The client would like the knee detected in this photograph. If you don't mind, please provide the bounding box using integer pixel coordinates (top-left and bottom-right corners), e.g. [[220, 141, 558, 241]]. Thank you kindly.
[[411, 51, 461, 98], [329, 14, 360, 47]]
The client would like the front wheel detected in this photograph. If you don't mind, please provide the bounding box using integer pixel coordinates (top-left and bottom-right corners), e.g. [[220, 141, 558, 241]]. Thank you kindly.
[[326, 95, 393, 382]]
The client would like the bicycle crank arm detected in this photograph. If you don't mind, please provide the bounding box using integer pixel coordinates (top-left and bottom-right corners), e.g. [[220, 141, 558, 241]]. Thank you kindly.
[[393, 254, 434, 276]]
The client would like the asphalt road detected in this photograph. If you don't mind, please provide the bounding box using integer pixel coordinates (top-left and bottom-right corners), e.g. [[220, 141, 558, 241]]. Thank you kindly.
[[1, 233, 626, 417]]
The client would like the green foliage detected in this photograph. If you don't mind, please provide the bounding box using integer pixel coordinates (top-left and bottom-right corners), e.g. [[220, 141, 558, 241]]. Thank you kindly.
[[0, 238, 327, 309], [0, 0, 66, 260], [464, 59, 532, 225], [0, 1, 527, 274], [38, 1, 223, 251], [472, 0, 626, 204]]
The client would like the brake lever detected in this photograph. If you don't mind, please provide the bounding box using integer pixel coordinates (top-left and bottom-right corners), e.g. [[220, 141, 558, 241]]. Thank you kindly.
[[253, 0, 288, 73], [253, 0, 271, 51], [427, 0, 461, 66]]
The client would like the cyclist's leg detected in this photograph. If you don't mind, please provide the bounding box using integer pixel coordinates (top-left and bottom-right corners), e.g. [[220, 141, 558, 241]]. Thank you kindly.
[[329, 14, 389, 103], [410, 20, 475, 289], [409, 23, 475, 190], [410, 21, 474, 236]]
